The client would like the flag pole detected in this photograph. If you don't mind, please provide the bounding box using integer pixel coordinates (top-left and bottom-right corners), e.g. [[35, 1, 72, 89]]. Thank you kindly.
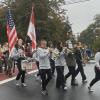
[[7, 0, 10, 44]]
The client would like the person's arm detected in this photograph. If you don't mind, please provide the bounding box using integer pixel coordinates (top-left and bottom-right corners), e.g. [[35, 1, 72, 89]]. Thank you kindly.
[[64, 52, 68, 58], [60, 49, 66, 56], [33, 52, 39, 61], [12, 48, 20, 59], [3, 50, 8, 55], [55, 49, 66, 57], [48, 53, 52, 59], [37, 49, 50, 59]]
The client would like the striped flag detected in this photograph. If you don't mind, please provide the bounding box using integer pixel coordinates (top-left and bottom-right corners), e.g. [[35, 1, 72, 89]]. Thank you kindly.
[[7, 7, 18, 56], [27, 7, 36, 51]]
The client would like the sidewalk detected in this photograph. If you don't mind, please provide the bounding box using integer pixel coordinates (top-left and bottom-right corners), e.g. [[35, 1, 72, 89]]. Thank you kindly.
[[0, 63, 37, 82]]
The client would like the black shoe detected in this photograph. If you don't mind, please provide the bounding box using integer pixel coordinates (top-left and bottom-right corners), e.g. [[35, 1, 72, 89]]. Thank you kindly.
[[4, 69, 7, 71], [6, 70, 8, 75], [42, 90, 48, 95], [9, 75, 13, 78], [71, 82, 78, 86]]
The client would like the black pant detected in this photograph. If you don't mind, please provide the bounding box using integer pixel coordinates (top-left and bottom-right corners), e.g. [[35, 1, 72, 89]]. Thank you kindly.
[[75, 63, 86, 80], [40, 69, 52, 91], [16, 58, 25, 83], [90, 67, 100, 87], [65, 66, 75, 83], [2, 56, 7, 71], [56, 66, 65, 88], [50, 59, 55, 75], [0, 58, 2, 73], [36, 61, 41, 78]]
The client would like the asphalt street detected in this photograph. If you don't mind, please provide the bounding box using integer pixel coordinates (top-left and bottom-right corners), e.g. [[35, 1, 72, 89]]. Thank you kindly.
[[0, 63, 100, 100]]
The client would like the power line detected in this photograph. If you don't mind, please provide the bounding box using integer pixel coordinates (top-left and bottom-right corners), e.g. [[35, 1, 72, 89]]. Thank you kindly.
[[58, 0, 90, 6]]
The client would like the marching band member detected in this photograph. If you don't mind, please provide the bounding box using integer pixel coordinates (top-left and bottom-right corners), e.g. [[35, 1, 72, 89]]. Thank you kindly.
[[33, 44, 41, 80], [48, 41, 55, 77], [64, 40, 78, 86], [37, 40, 52, 95], [88, 46, 100, 92], [74, 42, 88, 82], [12, 39, 26, 87], [55, 40, 67, 90]]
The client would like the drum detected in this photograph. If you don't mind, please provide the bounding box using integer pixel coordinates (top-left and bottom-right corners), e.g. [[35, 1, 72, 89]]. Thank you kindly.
[[21, 60, 32, 71]]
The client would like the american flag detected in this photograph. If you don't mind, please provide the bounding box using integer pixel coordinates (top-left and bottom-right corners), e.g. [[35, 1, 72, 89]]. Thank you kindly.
[[7, 7, 18, 55]]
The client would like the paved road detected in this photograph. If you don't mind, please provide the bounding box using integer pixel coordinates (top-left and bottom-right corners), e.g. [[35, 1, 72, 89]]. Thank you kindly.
[[0, 63, 100, 100]]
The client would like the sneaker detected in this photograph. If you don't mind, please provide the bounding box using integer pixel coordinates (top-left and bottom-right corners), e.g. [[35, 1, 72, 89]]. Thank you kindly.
[[83, 79, 88, 82], [22, 83, 27, 87], [0, 72, 4, 74], [42, 90, 48, 95], [15, 81, 19, 86], [6, 70, 8, 75], [9, 74, 13, 78], [63, 86, 67, 90], [35, 75, 39, 80], [25, 72, 28, 75], [88, 86, 93, 92], [71, 82, 78, 86]]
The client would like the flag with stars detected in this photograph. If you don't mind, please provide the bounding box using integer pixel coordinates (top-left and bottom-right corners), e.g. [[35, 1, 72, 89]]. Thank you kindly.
[[7, 7, 18, 55]]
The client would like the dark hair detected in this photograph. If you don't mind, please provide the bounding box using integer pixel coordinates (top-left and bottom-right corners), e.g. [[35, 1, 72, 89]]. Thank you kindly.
[[77, 42, 81, 46], [57, 40, 62, 52], [36, 44, 40, 48], [97, 46, 100, 52]]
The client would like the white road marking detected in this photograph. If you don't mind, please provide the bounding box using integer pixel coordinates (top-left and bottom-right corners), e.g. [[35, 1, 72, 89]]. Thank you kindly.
[[0, 69, 38, 85]]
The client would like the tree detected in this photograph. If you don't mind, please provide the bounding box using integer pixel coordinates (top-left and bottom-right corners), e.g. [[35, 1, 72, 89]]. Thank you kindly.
[[0, 0, 68, 46], [78, 14, 100, 53]]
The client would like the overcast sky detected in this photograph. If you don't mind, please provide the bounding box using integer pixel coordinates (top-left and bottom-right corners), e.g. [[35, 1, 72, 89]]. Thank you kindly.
[[62, 0, 100, 35]]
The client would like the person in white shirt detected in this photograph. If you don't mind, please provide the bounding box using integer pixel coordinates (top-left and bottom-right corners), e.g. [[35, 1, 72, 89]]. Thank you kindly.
[[37, 40, 52, 95], [12, 39, 26, 87], [88, 46, 100, 92], [55, 40, 68, 90]]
